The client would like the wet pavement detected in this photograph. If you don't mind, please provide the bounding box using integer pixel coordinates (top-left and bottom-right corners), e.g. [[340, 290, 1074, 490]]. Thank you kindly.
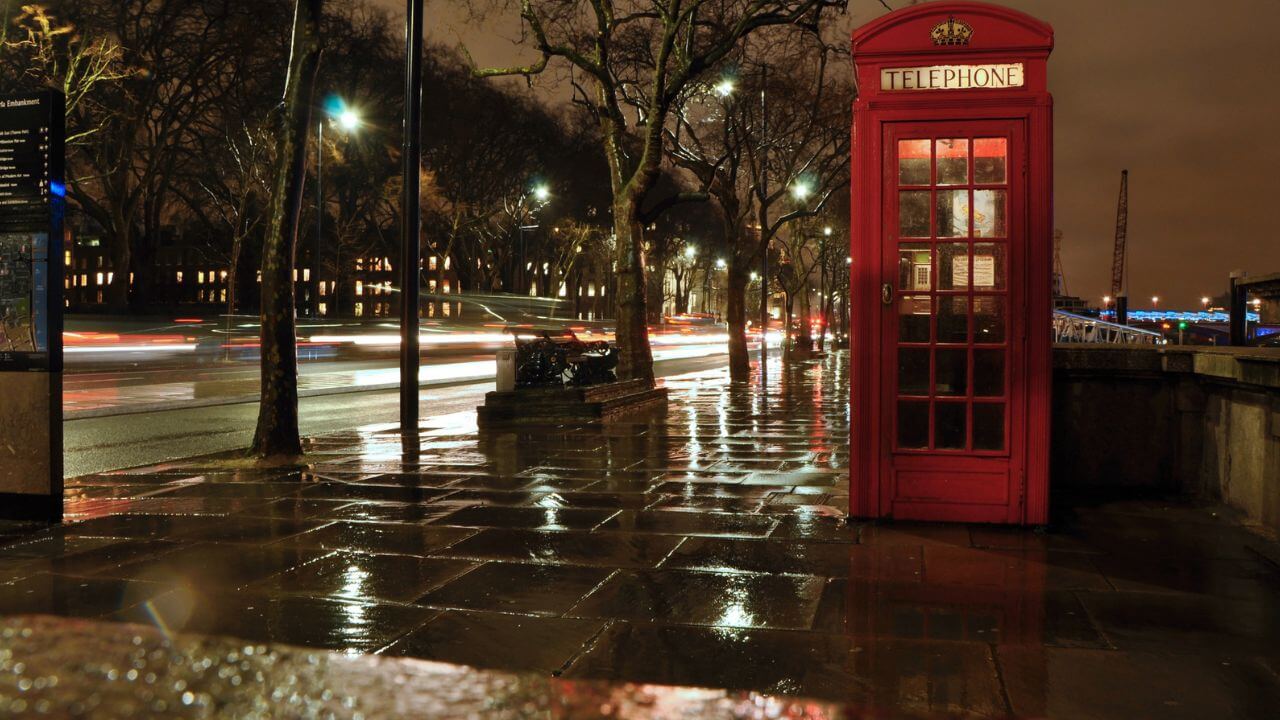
[[4, 353, 1280, 717]]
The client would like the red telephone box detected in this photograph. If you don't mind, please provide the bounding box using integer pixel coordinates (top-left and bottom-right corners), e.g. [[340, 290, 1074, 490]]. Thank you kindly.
[[850, 3, 1053, 525]]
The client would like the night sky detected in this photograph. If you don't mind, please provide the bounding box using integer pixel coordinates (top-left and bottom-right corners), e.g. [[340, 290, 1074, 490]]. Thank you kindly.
[[378, 0, 1280, 308]]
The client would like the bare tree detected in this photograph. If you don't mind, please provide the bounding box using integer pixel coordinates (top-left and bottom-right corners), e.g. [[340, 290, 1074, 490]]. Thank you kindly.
[[667, 32, 851, 377], [466, 0, 847, 382], [250, 0, 324, 459]]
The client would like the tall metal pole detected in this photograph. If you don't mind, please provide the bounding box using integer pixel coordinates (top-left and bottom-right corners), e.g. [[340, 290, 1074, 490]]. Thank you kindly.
[[759, 63, 769, 386], [315, 119, 322, 318], [400, 0, 424, 433]]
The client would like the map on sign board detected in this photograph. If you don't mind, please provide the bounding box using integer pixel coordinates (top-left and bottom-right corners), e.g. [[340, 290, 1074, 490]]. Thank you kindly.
[[0, 232, 47, 353]]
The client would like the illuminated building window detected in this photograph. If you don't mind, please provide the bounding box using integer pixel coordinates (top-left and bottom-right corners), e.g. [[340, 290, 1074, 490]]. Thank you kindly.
[[107, 272, 113, 284], [80, 274, 87, 286], [427, 303, 435, 318], [429, 256, 437, 271], [198, 271, 205, 284], [64, 251, 70, 265], [64, 278, 71, 289], [443, 256, 451, 270], [588, 283, 596, 297], [442, 302, 451, 317], [442, 282, 451, 294], [318, 302, 327, 315], [220, 270, 227, 281], [303, 268, 310, 281], [319, 282, 326, 296], [428, 280, 437, 293], [176, 271, 183, 283], [220, 289, 227, 302], [355, 281, 363, 296], [355, 302, 363, 317], [558, 283, 567, 298]]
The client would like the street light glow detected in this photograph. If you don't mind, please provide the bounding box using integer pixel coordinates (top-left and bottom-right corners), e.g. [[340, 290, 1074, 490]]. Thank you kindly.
[[1201, 296, 1210, 307], [714, 78, 735, 97], [337, 109, 361, 131], [684, 244, 697, 258], [1103, 295, 1112, 305], [532, 184, 551, 202], [750, 271, 759, 281], [823, 226, 832, 236], [716, 258, 726, 269], [791, 181, 812, 200]]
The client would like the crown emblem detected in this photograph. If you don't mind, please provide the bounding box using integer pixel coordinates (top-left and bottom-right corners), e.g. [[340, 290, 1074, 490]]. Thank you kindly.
[[931, 16, 974, 46]]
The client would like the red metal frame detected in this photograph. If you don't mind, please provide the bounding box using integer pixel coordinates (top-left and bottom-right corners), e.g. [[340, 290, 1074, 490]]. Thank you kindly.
[[850, 2, 1054, 525]]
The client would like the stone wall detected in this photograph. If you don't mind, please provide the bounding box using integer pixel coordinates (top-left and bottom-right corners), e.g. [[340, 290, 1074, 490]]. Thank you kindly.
[[1053, 346, 1280, 533]]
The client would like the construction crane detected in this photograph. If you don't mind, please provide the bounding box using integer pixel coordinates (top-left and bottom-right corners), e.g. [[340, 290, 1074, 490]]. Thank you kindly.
[[1110, 170, 1129, 323], [1052, 229, 1067, 297]]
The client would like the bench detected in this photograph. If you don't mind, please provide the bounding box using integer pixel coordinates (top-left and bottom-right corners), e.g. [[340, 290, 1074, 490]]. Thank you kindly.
[[512, 329, 618, 387]]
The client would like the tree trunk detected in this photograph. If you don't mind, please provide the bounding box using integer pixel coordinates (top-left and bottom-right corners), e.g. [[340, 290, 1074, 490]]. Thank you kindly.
[[612, 197, 653, 382], [250, 0, 322, 459], [726, 261, 750, 381], [795, 287, 813, 356]]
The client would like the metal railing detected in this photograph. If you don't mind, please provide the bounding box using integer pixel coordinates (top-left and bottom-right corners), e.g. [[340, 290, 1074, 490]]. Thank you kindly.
[[1053, 310, 1163, 345]]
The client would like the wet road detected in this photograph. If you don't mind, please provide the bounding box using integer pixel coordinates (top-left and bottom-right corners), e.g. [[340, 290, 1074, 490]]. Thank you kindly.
[[63, 352, 737, 478]]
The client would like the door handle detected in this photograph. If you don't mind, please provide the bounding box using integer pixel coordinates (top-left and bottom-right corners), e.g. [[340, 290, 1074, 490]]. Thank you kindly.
[[881, 283, 893, 306]]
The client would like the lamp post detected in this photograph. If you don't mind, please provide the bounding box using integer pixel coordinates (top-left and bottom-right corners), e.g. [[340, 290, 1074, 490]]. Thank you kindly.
[[519, 184, 550, 295], [401, 0, 424, 436], [315, 103, 360, 318]]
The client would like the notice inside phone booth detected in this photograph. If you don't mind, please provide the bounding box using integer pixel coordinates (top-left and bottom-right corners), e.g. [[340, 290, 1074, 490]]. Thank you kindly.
[[0, 91, 65, 522], [849, 3, 1053, 524]]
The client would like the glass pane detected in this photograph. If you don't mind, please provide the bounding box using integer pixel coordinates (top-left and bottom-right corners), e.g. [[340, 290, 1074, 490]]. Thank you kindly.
[[971, 243, 1006, 290], [938, 296, 969, 343], [974, 190, 1007, 238], [935, 138, 969, 185], [898, 296, 931, 343], [898, 139, 931, 185], [936, 190, 969, 238], [935, 402, 967, 449], [898, 348, 930, 396], [938, 243, 969, 291], [973, 403, 1005, 451], [898, 402, 929, 449], [974, 296, 1006, 343], [898, 243, 931, 291], [974, 138, 1007, 184], [973, 349, 1005, 397], [935, 348, 968, 396], [899, 191, 930, 238]]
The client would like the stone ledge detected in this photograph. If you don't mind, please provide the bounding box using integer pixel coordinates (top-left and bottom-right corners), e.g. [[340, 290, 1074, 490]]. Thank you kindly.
[[0, 615, 850, 718], [1054, 345, 1280, 390], [477, 380, 669, 428]]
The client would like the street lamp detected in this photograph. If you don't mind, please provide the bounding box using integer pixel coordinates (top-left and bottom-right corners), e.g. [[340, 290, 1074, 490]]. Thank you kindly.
[[823, 226, 832, 237], [684, 244, 697, 259], [791, 180, 812, 200], [1201, 296, 1211, 309], [713, 78, 735, 97], [1151, 295, 1160, 310], [716, 258, 726, 269], [315, 98, 361, 317], [519, 184, 551, 294]]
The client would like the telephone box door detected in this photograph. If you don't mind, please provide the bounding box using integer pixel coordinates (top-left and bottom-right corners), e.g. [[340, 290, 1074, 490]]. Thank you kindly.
[[881, 120, 1026, 523]]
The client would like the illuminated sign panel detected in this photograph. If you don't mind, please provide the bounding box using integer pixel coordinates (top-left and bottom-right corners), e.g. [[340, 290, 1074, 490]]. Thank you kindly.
[[0, 92, 61, 371], [881, 63, 1025, 92]]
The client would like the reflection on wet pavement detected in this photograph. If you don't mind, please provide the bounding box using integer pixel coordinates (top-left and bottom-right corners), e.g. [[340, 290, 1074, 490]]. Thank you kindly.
[[4, 353, 1280, 717]]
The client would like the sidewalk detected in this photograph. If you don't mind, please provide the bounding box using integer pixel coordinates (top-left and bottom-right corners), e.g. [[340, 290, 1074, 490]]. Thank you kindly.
[[3, 353, 1280, 718]]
